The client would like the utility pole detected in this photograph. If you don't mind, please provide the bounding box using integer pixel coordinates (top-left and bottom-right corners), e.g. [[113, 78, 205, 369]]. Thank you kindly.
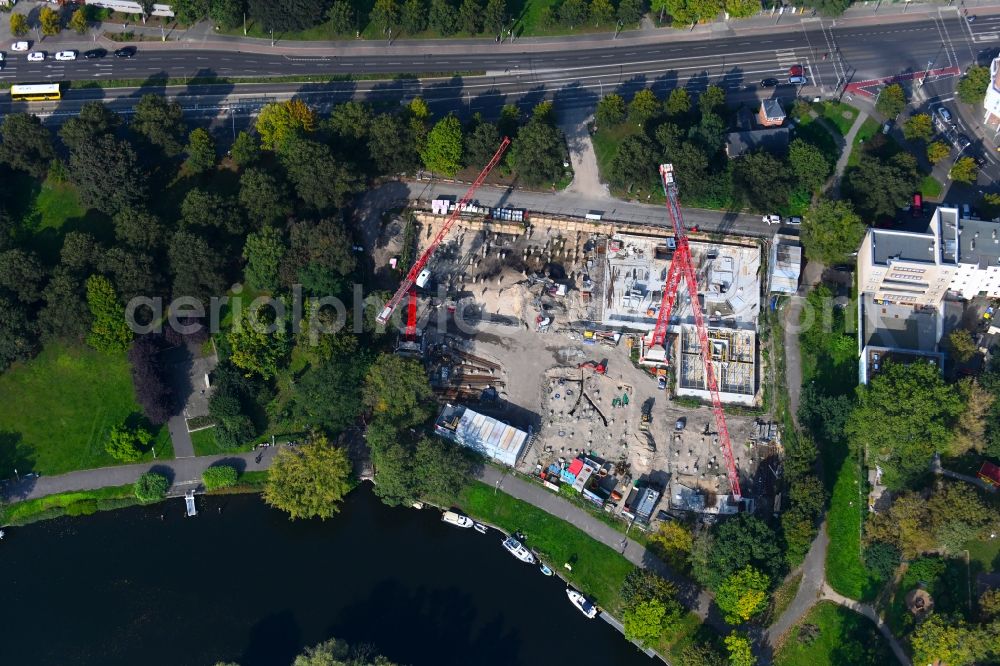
[[614, 19, 623, 38], [243, 12, 247, 36], [270, 28, 274, 47]]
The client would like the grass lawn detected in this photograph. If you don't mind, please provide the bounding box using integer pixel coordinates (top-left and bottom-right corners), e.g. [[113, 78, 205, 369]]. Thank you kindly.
[[0, 484, 139, 526], [824, 455, 879, 600], [848, 117, 882, 168], [885, 556, 971, 636], [814, 101, 859, 137], [458, 480, 634, 611], [967, 535, 1000, 573], [190, 426, 257, 456], [592, 122, 640, 188], [767, 571, 804, 625], [0, 342, 172, 476], [774, 601, 891, 666], [920, 174, 944, 200]]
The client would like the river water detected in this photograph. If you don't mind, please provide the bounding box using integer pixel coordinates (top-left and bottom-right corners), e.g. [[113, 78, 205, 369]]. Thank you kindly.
[[0, 486, 652, 666]]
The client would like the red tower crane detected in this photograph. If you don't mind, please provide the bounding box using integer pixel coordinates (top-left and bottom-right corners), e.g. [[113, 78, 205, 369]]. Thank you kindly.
[[650, 163, 743, 502], [376, 137, 512, 326]]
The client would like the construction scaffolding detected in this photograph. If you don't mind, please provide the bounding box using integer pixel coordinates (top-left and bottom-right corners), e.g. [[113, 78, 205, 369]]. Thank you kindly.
[[678, 327, 756, 400]]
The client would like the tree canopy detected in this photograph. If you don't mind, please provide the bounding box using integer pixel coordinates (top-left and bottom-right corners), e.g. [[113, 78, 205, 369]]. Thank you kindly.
[[264, 436, 353, 520], [801, 198, 865, 265]]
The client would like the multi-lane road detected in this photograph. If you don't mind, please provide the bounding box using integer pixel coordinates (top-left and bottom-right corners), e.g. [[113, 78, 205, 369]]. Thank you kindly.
[[0, 12, 990, 120]]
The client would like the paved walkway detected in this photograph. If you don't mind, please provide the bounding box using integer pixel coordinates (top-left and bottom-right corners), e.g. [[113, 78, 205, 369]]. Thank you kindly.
[[477, 465, 726, 630], [0, 448, 279, 504], [830, 109, 869, 199], [561, 107, 609, 200], [820, 583, 911, 666], [167, 414, 195, 458], [766, 520, 829, 644]]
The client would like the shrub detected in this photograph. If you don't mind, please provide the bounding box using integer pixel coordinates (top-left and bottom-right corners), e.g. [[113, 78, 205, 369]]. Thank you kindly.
[[203, 465, 239, 490], [134, 472, 169, 502]]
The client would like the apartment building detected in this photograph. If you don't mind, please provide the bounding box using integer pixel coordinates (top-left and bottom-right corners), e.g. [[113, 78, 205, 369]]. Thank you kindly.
[[858, 207, 1000, 306], [984, 55, 1000, 127]]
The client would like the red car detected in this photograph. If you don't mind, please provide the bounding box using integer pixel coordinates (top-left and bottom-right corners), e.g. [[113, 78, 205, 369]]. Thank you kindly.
[[912, 193, 923, 217], [789, 65, 803, 77]]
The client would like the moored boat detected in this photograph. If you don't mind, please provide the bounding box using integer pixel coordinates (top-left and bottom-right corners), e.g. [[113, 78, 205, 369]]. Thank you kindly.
[[442, 511, 474, 528], [501, 536, 536, 563], [473, 522, 488, 534], [566, 587, 597, 619], [539, 563, 553, 576]]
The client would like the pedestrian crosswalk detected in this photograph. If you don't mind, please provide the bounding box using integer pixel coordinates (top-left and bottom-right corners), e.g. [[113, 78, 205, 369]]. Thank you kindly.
[[775, 49, 799, 70]]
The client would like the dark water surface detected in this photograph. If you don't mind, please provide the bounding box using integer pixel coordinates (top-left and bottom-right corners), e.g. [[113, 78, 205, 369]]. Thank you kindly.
[[0, 486, 652, 666]]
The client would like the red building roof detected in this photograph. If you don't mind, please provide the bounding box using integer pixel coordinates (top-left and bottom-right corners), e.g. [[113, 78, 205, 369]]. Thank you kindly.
[[979, 461, 1000, 486]]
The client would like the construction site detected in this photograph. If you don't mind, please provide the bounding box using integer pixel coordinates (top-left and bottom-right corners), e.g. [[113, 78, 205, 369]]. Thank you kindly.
[[372, 148, 781, 528]]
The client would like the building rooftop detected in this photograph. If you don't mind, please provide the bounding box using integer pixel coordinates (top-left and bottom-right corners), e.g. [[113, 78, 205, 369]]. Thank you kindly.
[[760, 99, 785, 123], [725, 128, 789, 158], [955, 218, 1000, 268], [770, 233, 801, 294], [862, 293, 939, 351], [871, 229, 938, 265], [434, 403, 528, 466]]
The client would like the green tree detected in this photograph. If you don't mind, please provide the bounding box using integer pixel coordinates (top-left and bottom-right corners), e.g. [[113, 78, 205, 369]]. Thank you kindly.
[[369, 112, 420, 174], [623, 599, 670, 645], [950, 156, 978, 184], [688, 111, 726, 154], [927, 140, 951, 164], [847, 360, 964, 488], [371, 0, 400, 33], [70, 8, 89, 34], [242, 225, 286, 292], [10, 13, 28, 36], [980, 588, 1000, 620], [239, 168, 292, 226], [256, 99, 316, 151], [845, 152, 919, 219], [608, 135, 658, 192], [429, 0, 459, 34], [691, 514, 780, 589], [0, 295, 37, 370], [292, 352, 371, 433], [910, 614, 977, 666], [958, 65, 991, 105], [789, 138, 831, 191], [733, 151, 792, 212], [948, 328, 977, 363], [715, 566, 770, 624], [412, 437, 475, 505], [952, 378, 994, 456], [559, 0, 589, 26], [39, 6, 61, 35], [0, 249, 45, 304], [665, 87, 692, 117], [168, 230, 229, 304], [421, 115, 464, 176], [0, 113, 55, 179], [327, 0, 355, 33], [401, 0, 428, 33], [106, 423, 151, 462], [227, 315, 291, 379], [801, 198, 864, 265], [596, 94, 627, 127], [86, 275, 132, 352], [863, 541, 901, 581], [509, 119, 565, 186], [230, 130, 261, 166], [725, 0, 758, 18], [699, 85, 726, 116], [264, 436, 353, 519], [463, 120, 501, 168], [135, 472, 169, 502], [459, 0, 483, 32], [678, 642, 727, 666], [202, 465, 239, 490], [724, 633, 755, 666], [209, 0, 244, 27], [131, 94, 187, 157], [629, 88, 661, 128], [617, 0, 646, 24], [59, 102, 121, 153], [651, 0, 669, 21], [184, 127, 216, 175], [875, 83, 906, 118], [902, 113, 933, 141], [484, 0, 507, 34], [70, 135, 147, 216], [279, 135, 358, 210], [647, 521, 692, 570], [590, 0, 615, 25], [363, 354, 433, 427], [927, 481, 996, 554]]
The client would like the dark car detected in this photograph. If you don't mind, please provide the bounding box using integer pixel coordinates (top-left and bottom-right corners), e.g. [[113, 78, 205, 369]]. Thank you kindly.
[[956, 134, 972, 151], [760, 77, 779, 87], [113, 46, 137, 58], [974, 154, 988, 168], [83, 48, 107, 59]]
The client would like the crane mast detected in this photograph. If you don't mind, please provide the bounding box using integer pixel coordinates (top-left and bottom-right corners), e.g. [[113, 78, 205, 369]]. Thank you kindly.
[[376, 137, 512, 326], [651, 164, 743, 502]]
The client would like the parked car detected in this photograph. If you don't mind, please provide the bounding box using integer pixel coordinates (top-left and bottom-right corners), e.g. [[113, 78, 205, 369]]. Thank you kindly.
[[675, 417, 687, 431], [11, 41, 29, 52], [968, 14, 977, 23], [882, 121, 892, 134], [937, 107, 954, 124], [113, 46, 137, 58], [762, 214, 781, 225], [760, 77, 779, 87], [789, 64, 804, 77], [0, 52, 4, 70], [27, 51, 45, 62], [788, 75, 808, 85], [973, 154, 988, 168], [83, 48, 107, 59], [912, 193, 923, 217], [787, 216, 802, 225], [963, 203, 972, 218], [956, 134, 972, 151], [54, 50, 77, 61]]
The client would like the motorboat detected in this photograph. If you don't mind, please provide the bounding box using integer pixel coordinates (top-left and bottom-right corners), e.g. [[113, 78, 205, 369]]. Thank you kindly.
[[566, 587, 598, 619], [539, 563, 553, 576], [441, 511, 474, 528], [501, 536, 536, 564], [473, 522, 488, 534]]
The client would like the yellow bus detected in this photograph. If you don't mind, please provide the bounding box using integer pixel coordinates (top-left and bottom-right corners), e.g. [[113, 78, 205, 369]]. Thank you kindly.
[[10, 83, 61, 102]]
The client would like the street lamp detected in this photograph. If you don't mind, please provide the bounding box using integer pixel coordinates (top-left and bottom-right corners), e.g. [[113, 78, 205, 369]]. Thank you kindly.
[[614, 19, 623, 39]]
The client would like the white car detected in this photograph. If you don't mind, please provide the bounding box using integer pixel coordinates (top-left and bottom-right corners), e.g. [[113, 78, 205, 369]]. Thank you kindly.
[[11, 41, 29, 52], [0, 52, 4, 70], [55, 50, 77, 61], [763, 214, 781, 225], [788, 75, 808, 85], [27, 51, 45, 62]]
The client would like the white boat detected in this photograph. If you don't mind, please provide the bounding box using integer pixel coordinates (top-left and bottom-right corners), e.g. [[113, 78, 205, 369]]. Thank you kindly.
[[442, 511, 474, 528], [539, 563, 553, 576], [502, 536, 536, 564], [473, 522, 488, 534], [566, 588, 598, 619]]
